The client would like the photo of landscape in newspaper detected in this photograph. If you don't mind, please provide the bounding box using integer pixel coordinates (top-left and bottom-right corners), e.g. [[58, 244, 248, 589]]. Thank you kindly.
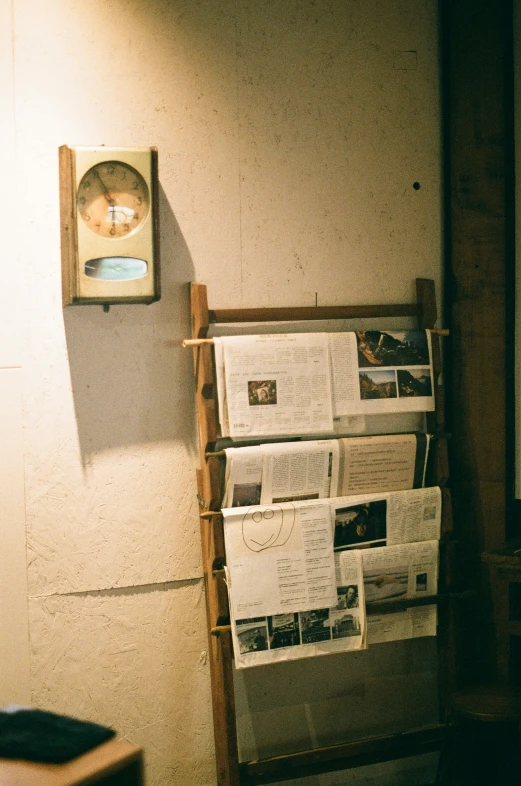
[[396, 368, 432, 398], [356, 331, 433, 401], [360, 540, 439, 612], [359, 369, 397, 400], [356, 330, 430, 367]]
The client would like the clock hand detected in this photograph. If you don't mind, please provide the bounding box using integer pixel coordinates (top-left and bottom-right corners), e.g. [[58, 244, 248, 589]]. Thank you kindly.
[[95, 170, 115, 204]]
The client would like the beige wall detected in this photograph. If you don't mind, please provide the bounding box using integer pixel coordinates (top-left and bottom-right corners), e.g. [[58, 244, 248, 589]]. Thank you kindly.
[[1, 2, 441, 784], [0, 0, 30, 708]]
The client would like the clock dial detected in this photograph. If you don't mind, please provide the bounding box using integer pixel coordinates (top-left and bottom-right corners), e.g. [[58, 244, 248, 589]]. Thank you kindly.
[[77, 161, 150, 238]]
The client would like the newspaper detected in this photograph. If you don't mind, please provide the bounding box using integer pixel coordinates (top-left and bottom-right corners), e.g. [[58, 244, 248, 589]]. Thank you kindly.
[[355, 539, 439, 643], [215, 336, 365, 438], [213, 337, 229, 436], [331, 486, 441, 552], [221, 334, 334, 438], [337, 433, 430, 494], [361, 540, 439, 604], [223, 501, 338, 620], [214, 330, 433, 435], [366, 605, 437, 644], [224, 493, 439, 665], [329, 329, 435, 416], [222, 433, 430, 508], [223, 445, 264, 507], [222, 440, 338, 508], [260, 440, 338, 504], [226, 516, 366, 668]]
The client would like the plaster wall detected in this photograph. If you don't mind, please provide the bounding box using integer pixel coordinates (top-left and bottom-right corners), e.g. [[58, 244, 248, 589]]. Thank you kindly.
[[0, 0, 30, 707], [1, 1, 441, 784]]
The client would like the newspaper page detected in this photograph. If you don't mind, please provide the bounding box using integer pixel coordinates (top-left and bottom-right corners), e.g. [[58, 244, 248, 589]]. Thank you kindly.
[[260, 440, 339, 504], [331, 486, 441, 552], [329, 330, 435, 416], [336, 433, 430, 495], [223, 501, 337, 620], [213, 337, 229, 436], [229, 534, 365, 668], [222, 446, 264, 508], [222, 433, 429, 508], [366, 605, 437, 644], [222, 441, 338, 509], [221, 334, 334, 438], [216, 335, 365, 439], [361, 540, 439, 604], [355, 540, 439, 643]]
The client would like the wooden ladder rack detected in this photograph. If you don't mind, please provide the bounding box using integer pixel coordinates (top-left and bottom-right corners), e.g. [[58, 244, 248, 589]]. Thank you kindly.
[[189, 278, 455, 786]]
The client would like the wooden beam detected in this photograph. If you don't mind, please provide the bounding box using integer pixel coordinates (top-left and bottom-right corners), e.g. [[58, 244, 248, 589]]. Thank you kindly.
[[443, 0, 513, 681], [209, 304, 419, 324], [239, 726, 444, 785]]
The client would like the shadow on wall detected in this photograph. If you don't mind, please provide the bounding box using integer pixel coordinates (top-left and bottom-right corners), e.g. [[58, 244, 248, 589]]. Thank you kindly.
[[62, 185, 197, 464]]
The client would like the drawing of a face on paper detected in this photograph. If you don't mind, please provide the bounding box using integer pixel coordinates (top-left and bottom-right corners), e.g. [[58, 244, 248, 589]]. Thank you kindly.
[[242, 504, 296, 552]]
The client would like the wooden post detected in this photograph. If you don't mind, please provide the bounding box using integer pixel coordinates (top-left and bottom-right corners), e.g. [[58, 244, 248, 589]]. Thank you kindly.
[[416, 279, 457, 710], [191, 283, 240, 786], [444, 0, 512, 685]]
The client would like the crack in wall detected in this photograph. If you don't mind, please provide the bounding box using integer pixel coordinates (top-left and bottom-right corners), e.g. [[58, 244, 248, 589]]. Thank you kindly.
[[29, 575, 203, 600]]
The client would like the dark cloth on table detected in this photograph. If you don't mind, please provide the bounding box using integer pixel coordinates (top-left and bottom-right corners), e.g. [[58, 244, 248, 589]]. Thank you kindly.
[[0, 708, 115, 763]]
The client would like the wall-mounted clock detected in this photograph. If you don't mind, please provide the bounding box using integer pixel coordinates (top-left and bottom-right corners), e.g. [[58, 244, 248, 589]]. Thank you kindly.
[[59, 145, 160, 306]]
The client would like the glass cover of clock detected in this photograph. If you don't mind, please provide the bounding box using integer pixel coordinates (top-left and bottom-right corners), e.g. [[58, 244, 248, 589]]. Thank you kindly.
[[77, 161, 150, 238]]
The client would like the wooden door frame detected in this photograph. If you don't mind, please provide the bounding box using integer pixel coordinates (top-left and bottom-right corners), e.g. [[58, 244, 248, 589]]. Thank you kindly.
[[442, 0, 515, 681]]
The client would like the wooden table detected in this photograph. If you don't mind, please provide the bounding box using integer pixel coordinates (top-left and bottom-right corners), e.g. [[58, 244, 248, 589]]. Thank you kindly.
[[0, 739, 143, 786], [445, 684, 521, 785]]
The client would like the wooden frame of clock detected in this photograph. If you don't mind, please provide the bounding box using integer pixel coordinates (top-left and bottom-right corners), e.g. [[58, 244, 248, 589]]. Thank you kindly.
[[59, 145, 160, 306]]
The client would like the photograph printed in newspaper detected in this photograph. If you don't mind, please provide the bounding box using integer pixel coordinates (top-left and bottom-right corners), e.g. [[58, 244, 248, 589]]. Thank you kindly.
[[329, 330, 435, 416], [331, 486, 441, 553]]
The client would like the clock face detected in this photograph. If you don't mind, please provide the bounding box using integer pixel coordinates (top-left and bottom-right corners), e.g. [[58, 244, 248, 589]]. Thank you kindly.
[[77, 161, 150, 238]]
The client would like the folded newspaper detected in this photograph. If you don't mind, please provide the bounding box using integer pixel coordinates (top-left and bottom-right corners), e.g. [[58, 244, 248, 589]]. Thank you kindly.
[[222, 433, 430, 508], [214, 330, 435, 439], [223, 487, 441, 668], [216, 333, 335, 439], [223, 499, 366, 669], [357, 540, 439, 644]]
